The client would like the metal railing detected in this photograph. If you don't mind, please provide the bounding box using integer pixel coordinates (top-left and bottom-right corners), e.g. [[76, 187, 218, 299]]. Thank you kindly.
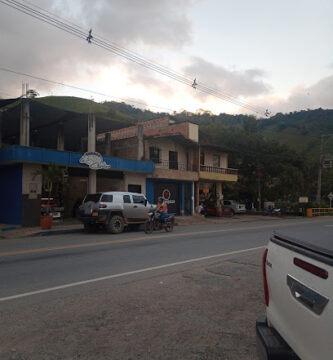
[[200, 165, 238, 175], [307, 208, 333, 217], [154, 160, 194, 171]]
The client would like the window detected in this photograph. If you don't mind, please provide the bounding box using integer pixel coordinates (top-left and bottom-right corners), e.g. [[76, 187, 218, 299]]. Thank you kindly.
[[213, 154, 220, 168], [169, 151, 178, 170], [84, 194, 101, 203], [149, 147, 160, 163], [123, 195, 131, 203], [132, 195, 146, 204], [101, 194, 113, 202], [200, 152, 205, 165]]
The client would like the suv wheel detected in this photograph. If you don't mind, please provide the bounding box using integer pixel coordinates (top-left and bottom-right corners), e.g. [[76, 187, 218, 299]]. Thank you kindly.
[[108, 215, 124, 234]]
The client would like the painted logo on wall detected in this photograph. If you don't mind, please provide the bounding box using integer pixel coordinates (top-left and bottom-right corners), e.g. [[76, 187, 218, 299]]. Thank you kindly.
[[79, 152, 111, 169], [162, 189, 175, 204]]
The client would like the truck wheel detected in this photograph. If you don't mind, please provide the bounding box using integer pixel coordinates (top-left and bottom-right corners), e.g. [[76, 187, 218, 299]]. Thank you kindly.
[[108, 216, 124, 234]]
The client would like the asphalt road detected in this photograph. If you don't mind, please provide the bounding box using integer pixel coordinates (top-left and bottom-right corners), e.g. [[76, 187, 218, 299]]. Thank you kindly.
[[0, 217, 332, 359], [0, 217, 331, 300]]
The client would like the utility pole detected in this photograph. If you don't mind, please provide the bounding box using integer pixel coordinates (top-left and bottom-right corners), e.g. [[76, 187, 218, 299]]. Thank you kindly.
[[316, 134, 333, 206], [316, 135, 324, 206]]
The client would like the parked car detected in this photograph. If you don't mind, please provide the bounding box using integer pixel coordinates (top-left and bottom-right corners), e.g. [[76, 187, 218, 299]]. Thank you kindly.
[[222, 200, 246, 214], [40, 197, 64, 219], [77, 192, 154, 234]]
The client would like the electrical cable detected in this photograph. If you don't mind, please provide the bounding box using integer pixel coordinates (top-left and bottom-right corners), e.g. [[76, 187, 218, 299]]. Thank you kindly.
[[0, 66, 175, 112], [0, 0, 269, 116]]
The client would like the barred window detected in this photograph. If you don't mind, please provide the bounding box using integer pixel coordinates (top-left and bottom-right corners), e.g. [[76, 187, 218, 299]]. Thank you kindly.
[[149, 147, 160, 163]]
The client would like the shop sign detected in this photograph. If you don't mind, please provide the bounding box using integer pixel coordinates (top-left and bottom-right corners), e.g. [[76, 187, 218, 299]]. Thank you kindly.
[[162, 188, 175, 204], [79, 152, 110, 169]]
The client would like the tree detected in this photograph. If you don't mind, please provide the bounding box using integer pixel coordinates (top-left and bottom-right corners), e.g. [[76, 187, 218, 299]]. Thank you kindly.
[[33, 163, 67, 215]]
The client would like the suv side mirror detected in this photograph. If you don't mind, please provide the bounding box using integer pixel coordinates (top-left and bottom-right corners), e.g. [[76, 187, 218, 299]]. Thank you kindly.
[[144, 199, 148, 206]]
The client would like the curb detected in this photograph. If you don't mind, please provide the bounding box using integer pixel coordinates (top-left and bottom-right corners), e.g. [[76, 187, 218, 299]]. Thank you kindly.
[[34, 228, 84, 237]]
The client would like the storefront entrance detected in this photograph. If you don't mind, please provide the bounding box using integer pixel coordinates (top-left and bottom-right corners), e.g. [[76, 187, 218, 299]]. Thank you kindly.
[[153, 181, 181, 215]]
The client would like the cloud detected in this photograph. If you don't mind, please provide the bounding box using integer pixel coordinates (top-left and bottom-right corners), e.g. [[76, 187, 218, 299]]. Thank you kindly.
[[0, 0, 194, 96], [184, 57, 271, 98], [252, 74, 333, 115]]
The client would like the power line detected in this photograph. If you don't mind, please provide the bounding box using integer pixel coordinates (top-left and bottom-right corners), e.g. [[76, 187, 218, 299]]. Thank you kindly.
[[0, 0, 269, 116], [0, 66, 174, 112]]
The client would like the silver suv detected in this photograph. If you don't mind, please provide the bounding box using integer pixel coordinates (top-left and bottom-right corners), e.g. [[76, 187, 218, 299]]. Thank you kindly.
[[77, 192, 153, 234], [222, 200, 246, 214]]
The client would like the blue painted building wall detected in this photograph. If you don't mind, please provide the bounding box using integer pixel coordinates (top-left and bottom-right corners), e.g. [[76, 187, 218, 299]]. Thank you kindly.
[[0, 164, 22, 224], [0, 146, 154, 174], [146, 178, 194, 215]]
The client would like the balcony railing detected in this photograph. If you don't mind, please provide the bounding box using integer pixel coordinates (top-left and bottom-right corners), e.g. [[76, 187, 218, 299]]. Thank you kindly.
[[200, 165, 238, 175], [155, 160, 194, 171]]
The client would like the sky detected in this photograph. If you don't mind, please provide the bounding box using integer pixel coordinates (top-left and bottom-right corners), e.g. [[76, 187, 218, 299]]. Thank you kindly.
[[0, 0, 332, 117]]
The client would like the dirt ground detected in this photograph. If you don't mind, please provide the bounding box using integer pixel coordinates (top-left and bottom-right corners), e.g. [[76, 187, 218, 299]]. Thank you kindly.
[[0, 250, 265, 360]]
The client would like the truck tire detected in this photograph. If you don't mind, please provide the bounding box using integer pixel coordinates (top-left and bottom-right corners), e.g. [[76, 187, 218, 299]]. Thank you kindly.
[[108, 215, 124, 234]]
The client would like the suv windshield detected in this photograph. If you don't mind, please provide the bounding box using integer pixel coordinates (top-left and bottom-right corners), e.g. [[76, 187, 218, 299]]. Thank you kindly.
[[84, 194, 101, 203]]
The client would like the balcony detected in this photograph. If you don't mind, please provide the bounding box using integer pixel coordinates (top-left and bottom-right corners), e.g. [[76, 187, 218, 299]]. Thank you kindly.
[[152, 160, 198, 181], [199, 165, 238, 182], [155, 160, 194, 171]]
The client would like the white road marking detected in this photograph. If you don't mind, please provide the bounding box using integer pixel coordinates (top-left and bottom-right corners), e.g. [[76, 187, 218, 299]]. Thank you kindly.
[[0, 246, 265, 303]]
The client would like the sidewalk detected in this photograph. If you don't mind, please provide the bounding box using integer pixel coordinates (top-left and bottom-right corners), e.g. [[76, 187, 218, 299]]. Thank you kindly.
[[0, 219, 83, 239], [0, 214, 292, 239]]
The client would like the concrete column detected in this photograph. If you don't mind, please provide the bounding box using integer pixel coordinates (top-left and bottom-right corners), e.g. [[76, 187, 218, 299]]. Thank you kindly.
[[87, 113, 97, 193], [180, 182, 185, 216], [20, 98, 30, 146], [216, 182, 222, 196], [87, 113, 96, 152], [57, 123, 65, 151], [105, 132, 111, 157], [190, 182, 194, 215], [88, 169, 97, 194], [137, 124, 144, 160]]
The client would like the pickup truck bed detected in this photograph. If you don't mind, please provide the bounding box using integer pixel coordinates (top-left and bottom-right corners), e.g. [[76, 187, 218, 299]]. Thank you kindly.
[[257, 225, 333, 360]]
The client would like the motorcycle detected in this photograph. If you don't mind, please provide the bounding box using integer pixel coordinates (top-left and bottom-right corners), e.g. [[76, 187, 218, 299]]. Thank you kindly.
[[266, 206, 282, 216], [144, 211, 175, 233]]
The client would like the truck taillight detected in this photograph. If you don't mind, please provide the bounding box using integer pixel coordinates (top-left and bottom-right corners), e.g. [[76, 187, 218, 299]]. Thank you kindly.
[[263, 248, 269, 307]]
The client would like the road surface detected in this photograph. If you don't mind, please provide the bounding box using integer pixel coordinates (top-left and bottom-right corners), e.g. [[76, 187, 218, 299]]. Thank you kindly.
[[0, 217, 331, 359]]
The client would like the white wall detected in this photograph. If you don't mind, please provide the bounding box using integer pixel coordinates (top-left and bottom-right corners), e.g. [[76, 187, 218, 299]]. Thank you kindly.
[[146, 138, 188, 165], [124, 172, 147, 194], [22, 163, 42, 197], [201, 150, 228, 168]]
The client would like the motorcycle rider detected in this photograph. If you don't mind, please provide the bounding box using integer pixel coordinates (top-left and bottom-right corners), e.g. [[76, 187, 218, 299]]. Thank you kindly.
[[155, 197, 168, 224]]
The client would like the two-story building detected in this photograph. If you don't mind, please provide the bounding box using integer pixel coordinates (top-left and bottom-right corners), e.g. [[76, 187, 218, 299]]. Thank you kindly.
[[0, 97, 154, 226], [197, 144, 238, 203], [97, 116, 239, 215]]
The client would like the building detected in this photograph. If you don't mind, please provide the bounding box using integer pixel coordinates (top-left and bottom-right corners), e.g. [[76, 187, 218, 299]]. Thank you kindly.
[[198, 144, 238, 203], [0, 96, 239, 226], [97, 117, 239, 215], [0, 97, 154, 226]]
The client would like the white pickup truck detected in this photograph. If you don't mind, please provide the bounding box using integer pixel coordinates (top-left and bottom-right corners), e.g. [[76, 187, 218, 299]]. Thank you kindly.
[[256, 227, 333, 360]]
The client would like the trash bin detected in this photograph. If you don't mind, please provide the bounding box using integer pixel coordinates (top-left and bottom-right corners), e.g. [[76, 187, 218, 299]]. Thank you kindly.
[[306, 208, 313, 217]]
